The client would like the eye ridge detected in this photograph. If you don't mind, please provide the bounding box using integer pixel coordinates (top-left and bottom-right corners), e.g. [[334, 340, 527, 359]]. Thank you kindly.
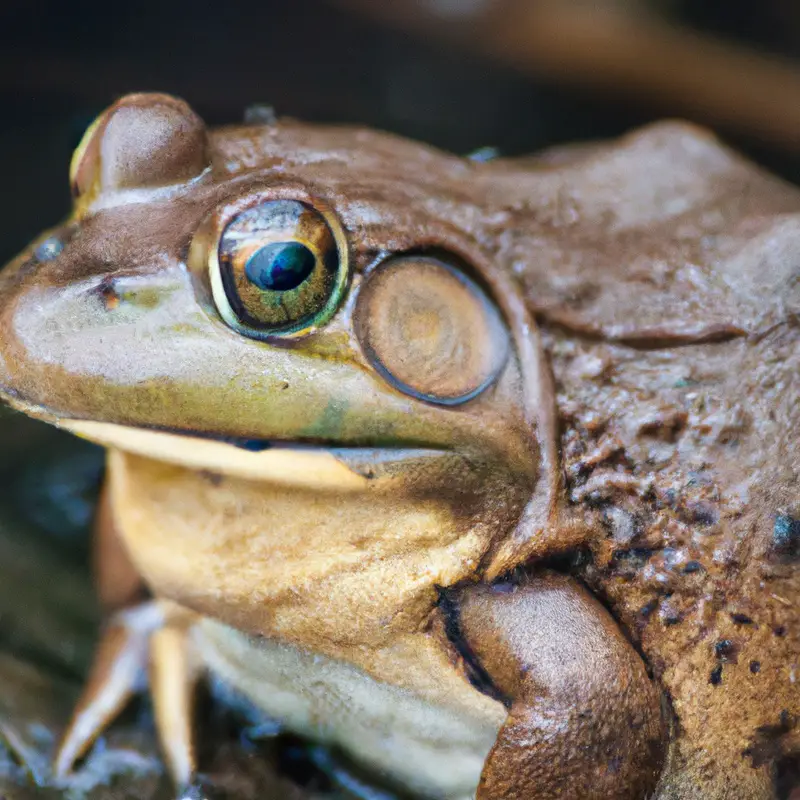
[[244, 241, 316, 292]]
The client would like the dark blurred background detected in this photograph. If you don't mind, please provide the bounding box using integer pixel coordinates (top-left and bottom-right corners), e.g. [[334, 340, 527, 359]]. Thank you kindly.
[[3, 0, 800, 267]]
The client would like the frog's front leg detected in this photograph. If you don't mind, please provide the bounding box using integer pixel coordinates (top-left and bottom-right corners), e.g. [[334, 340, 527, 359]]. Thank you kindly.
[[456, 573, 666, 799], [55, 476, 202, 789]]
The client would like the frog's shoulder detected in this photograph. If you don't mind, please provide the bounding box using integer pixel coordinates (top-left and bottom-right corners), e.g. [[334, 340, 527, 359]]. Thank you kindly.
[[478, 121, 800, 344]]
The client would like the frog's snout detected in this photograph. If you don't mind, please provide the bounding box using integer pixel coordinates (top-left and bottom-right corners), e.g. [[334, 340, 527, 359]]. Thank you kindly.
[[0, 267, 23, 402], [0, 347, 11, 398], [0, 271, 42, 410], [0, 92, 214, 415]]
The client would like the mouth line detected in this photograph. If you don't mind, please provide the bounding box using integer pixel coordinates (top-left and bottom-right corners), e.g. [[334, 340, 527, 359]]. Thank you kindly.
[[0, 385, 23, 404], [143, 425, 451, 455], [0, 391, 447, 455], [56, 419, 452, 490]]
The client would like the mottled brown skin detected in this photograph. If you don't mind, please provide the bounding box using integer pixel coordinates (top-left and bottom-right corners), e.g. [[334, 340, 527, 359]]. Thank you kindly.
[[0, 93, 796, 799]]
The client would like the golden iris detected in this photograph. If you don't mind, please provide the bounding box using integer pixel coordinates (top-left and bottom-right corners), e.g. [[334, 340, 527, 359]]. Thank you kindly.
[[217, 199, 343, 336]]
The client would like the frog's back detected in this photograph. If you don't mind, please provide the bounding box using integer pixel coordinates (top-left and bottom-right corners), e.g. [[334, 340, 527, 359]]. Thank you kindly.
[[476, 122, 800, 344]]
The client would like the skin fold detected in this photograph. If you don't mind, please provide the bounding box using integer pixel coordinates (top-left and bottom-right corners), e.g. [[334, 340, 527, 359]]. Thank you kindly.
[[0, 93, 796, 799]]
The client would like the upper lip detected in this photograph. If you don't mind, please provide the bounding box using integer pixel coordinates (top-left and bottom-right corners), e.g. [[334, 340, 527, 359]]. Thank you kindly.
[[0, 384, 36, 410], [0, 384, 35, 405], [0, 392, 449, 453]]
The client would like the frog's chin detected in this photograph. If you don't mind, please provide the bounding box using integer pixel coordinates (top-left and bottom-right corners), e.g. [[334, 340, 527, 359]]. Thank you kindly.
[[56, 419, 448, 492]]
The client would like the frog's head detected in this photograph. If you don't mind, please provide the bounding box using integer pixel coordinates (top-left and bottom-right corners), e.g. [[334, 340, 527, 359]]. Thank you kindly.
[[0, 94, 561, 578]]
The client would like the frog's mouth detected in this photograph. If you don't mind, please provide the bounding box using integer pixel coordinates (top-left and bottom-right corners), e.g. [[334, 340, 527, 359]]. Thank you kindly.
[[0, 388, 469, 493], [54, 418, 454, 492]]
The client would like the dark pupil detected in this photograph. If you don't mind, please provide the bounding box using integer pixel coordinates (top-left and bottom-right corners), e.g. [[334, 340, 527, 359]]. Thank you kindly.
[[245, 241, 316, 292]]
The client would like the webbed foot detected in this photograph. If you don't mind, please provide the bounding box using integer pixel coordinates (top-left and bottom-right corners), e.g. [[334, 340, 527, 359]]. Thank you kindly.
[[54, 600, 201, 787]]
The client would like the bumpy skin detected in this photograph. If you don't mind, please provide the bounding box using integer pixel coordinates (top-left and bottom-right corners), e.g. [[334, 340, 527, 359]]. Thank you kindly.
[[522, 137, 800, 797], [0, 94, 797, 798]]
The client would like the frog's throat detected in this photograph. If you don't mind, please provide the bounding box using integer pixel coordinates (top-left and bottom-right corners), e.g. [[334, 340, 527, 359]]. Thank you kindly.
[[58, 419, 447, 491]]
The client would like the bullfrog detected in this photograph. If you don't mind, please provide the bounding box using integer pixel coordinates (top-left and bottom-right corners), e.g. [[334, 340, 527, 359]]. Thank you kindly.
[[0, 93, 796, 799]]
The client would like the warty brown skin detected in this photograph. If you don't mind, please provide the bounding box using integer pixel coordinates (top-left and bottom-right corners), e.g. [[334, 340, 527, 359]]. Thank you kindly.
[[0, 93, 796, 799]]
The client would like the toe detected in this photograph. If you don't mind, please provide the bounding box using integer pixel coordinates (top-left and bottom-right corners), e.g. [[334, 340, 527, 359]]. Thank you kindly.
[[54, 619, 149, 777], [150, 625, 202, 787]]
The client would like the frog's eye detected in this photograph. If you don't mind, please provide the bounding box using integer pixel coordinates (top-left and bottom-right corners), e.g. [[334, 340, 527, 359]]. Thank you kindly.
[[212, 199, 348, 338], [355, 254, 509, 405]]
